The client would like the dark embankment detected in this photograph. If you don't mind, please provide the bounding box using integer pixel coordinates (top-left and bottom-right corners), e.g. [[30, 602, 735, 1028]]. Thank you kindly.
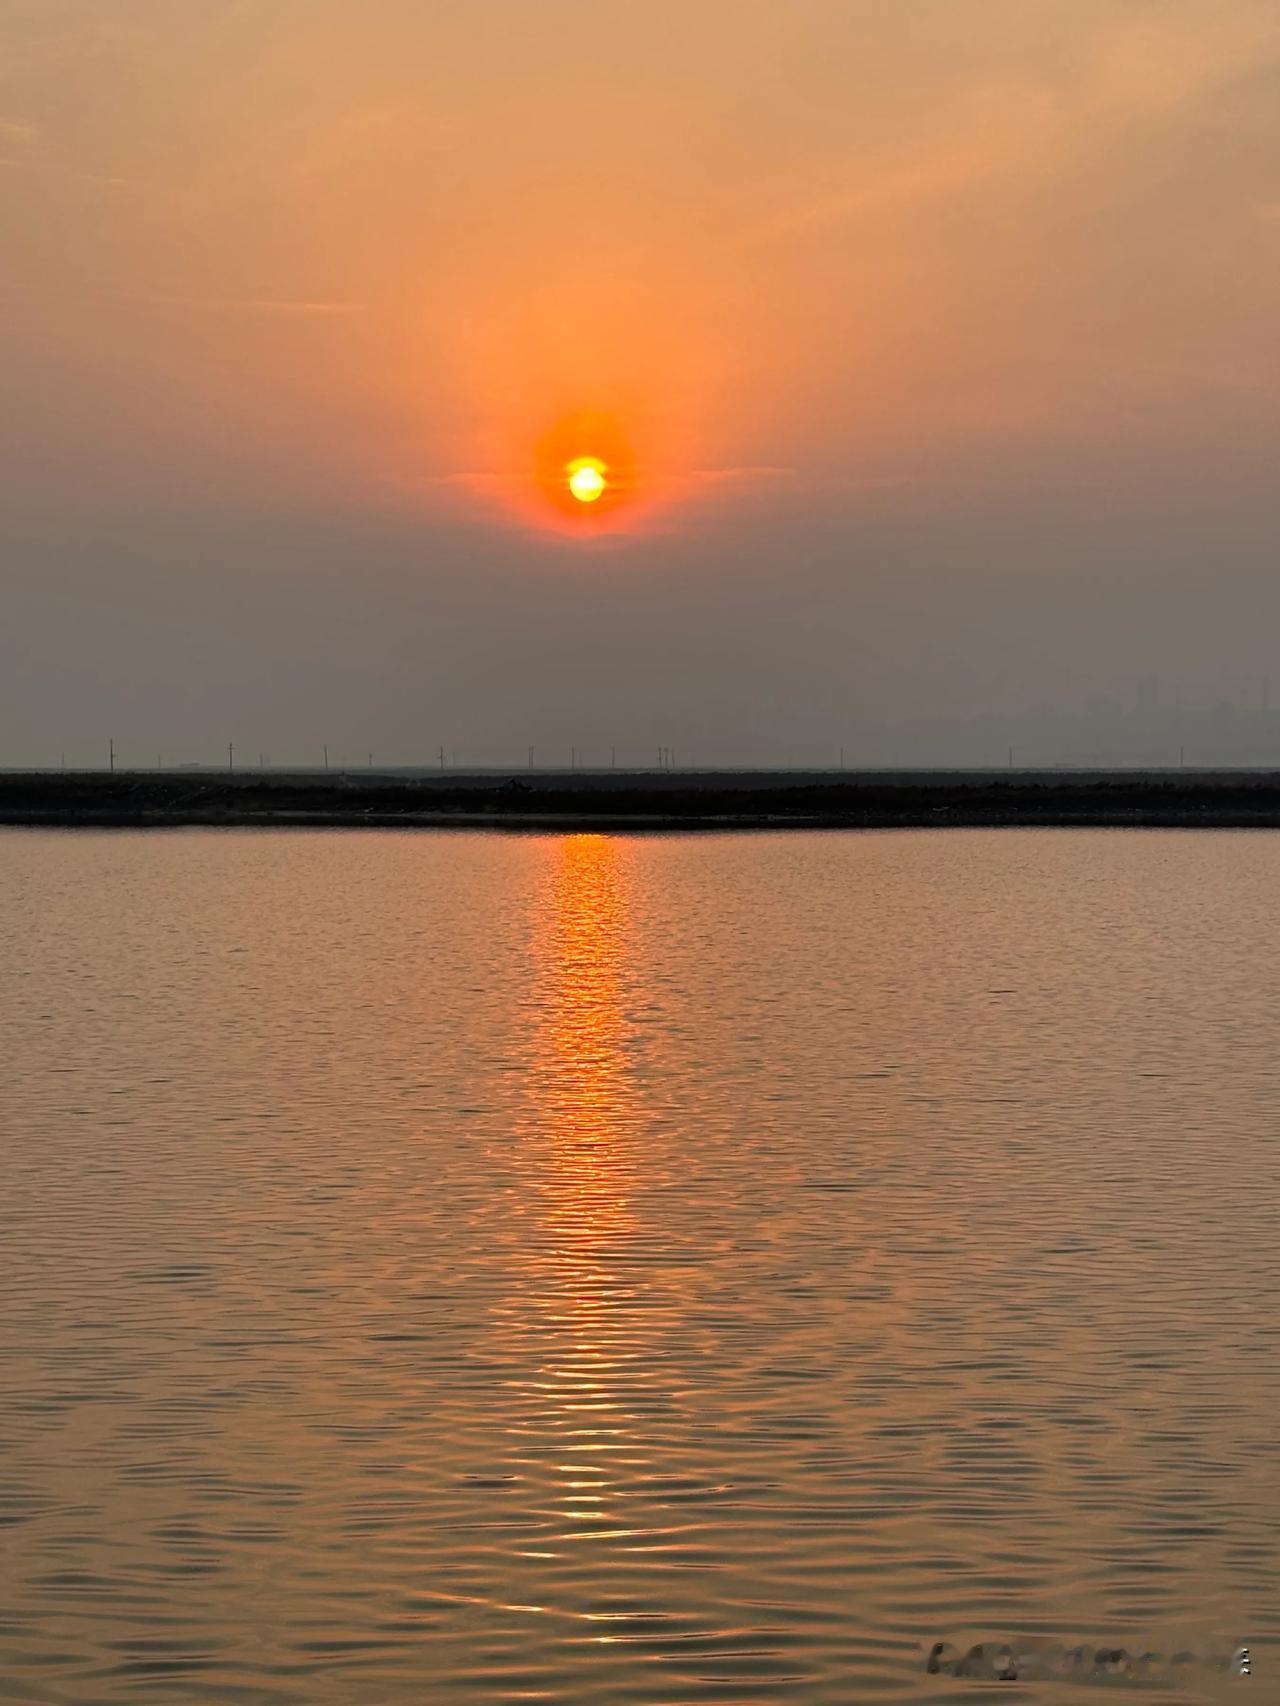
[[8, 769, 1280, 828]]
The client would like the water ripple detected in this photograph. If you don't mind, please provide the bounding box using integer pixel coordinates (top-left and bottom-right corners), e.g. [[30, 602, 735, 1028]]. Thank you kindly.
[[1, 827, 1277, 1702]]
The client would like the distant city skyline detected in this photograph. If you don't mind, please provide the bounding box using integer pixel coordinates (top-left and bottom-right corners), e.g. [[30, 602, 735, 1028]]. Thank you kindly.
[[21, 667, 1280, 776]]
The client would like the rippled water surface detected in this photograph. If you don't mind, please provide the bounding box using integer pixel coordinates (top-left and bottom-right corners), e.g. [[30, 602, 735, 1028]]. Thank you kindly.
[[3, 829, 1277, 1704]]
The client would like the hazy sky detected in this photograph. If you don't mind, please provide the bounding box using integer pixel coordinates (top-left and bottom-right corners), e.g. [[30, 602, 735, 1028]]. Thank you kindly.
[[3, 0, 1279, 766]]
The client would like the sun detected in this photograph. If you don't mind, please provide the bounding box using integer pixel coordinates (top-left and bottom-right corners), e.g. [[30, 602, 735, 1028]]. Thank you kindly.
[[567, 457, 607, 504], [529, 418, 634, 527]]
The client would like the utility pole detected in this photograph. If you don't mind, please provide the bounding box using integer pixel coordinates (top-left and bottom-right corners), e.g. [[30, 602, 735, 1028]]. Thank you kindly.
[[570, 746, 576, 771], [368, 751, 373, 770], [528, 745, 534, 771], [228, 742, 234, 773], [60, 751, 65, 772], [438, 745, 445, 771], [108, 737, 114, 774], [840, 746, 845, 771], [323, 744, 329, 772]]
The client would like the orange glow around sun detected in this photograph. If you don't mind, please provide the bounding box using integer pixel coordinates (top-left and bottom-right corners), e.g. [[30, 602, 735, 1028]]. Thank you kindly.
[[533, 412, 638, 527], [437, 274, 706, 535]]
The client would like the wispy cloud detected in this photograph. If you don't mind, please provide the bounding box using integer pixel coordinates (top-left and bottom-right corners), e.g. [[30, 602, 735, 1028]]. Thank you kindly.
[[127, 294, 363, 317], [0, 160, 136, 188], [404, 465, 795, 491], [0, 122, 137, 190], [0, 115, 41, 172], [758, 146, 1001, 241], [1088, 11, 1280, 116], [755, 81, 1061, 244], [757, 11, 1280, 248], [683, 466, 795, 485]]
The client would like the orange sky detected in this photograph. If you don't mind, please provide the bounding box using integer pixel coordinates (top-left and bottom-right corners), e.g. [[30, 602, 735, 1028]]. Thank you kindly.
[[2, 1, 1279, 762], [5, 0, 1277, 532]]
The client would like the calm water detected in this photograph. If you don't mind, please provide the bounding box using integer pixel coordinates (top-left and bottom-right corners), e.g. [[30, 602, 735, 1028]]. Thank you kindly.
[[2, 829, 1276, 1704]]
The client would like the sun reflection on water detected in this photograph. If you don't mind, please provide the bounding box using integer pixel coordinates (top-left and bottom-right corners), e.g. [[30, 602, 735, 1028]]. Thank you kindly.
[[497, 836, 659, 1564], [536, 834, 635, 1250]]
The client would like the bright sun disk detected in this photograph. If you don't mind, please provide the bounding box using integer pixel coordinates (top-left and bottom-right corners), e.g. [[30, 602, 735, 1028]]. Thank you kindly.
[[567, 458, 606, 504]]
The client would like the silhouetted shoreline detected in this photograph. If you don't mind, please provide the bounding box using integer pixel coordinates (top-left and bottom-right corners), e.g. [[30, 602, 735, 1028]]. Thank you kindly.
[[9, 769, 1280, 828]]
